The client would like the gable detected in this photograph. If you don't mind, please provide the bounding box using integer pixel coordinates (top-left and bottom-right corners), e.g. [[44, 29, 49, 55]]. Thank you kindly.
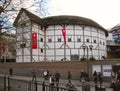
[[17, 12, 30, 24], [13, 8, 44, 27]]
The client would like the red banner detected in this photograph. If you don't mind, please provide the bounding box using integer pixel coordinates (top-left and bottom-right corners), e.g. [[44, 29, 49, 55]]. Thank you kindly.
[[62, 27, 66, 45], [2, 41, 6, 53], [32, 32, 37, 49]]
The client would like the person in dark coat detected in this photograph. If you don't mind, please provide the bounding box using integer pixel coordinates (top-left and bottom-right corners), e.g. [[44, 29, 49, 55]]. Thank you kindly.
[[55, 72, 60, 83], [68, 71, 72, 83], [117, 69, 120, 82], [80, 70, 89, 82], [9, 67, 13, 76], [98, 72, 103, 85], [93, 71, 98, 84]]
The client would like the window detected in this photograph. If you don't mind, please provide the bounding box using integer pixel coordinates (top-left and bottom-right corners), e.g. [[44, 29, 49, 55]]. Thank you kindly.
[[58, 38, 61, 42], [41, 38, 43, 42], [77, 38, 81, 42], [86, 39, 89, 42], [48, 39, 52, 42], [68, 38, 71, 42], [41, 49, 43, 53], [94, 40, 96, 43]]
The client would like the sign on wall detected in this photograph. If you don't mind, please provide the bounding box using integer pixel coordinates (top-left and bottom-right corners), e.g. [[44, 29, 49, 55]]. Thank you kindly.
[[103, 65, 112, 77]]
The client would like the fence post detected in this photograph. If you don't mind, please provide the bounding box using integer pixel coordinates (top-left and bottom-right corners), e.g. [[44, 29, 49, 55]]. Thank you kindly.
[[95, 84, 97, 91], [42, 82, 45, 91], [4, 75, 6, 91], [35, 81, 37, 91], [8, 76, 10, 91]]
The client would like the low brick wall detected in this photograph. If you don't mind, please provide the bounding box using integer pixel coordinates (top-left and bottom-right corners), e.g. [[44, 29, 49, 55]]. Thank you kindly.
[[0, 60, 120, 80]]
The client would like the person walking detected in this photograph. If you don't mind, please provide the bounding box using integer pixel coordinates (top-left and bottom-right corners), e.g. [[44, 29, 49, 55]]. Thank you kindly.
[[49, 74, 55, 91], [98, 72, 103, 85], [93, 71, 98, 84], [80, 70, 89, 82], [117, 69, 120, 82], [55, 72, 61, 83], [68, 71, 72, 83], [9, 67, 13, 76], [32, 68, 37, 82]]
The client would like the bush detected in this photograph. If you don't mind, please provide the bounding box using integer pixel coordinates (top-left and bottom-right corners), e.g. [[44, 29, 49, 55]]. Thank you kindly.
[[80, 57, 86, 62], [89, 56, 96, 61]]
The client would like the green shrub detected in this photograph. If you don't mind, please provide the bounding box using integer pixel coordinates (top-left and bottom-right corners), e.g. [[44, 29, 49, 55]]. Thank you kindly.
[[80, 57, 86, 62], [89, 56, 96, 61]]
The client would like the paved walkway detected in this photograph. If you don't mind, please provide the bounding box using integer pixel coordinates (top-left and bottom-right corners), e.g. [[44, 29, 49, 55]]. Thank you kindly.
[[0, 74, 113, 91]]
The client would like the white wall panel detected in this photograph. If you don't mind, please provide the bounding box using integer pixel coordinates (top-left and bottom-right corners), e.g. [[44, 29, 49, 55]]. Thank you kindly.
[[24, 48, 30, 55], [32, 56, 38, 62], [16, 56, 22, 62], [16, 49, 22, 55], [71, 49, 78, 55], [32, 49, 38, 55], [56, 49, 64, 55], [75, 30, 83, 35], [47, 43, 54, 48], [24, 56, 31, 62], [67, 29, 74, 35], [75, 25, 82, 30], [46, 50, 54, 55]]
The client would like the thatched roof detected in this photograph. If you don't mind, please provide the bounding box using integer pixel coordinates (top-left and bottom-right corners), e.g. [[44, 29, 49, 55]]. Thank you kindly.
[[13, 8, 108, 36]]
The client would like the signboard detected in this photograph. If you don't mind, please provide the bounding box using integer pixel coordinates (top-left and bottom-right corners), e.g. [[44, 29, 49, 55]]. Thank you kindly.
[[103, 65, 112, 77]]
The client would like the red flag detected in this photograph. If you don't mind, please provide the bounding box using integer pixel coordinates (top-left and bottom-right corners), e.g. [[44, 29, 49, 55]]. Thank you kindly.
[[32, 32, 37, 49], [62, 27, 66, 45], [2, 41, 6, 53]]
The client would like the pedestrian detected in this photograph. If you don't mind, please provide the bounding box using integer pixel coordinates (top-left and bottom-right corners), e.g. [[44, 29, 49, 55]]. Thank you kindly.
[[98, 72, 103, 85], [32, 68, 37, 82], [80, 70, 89, 82], [43, 69, 49, 80], [117, 69, 120, 82], [49, 74, 55, 91], [68, 71, 72, 83], [55, 72, 60, 83], [93, 71, 97, 84], [9, 67, 13, 76], [81, 77, 90, 91], [110, 78, 120, 91], [111, 71, 116, 79]]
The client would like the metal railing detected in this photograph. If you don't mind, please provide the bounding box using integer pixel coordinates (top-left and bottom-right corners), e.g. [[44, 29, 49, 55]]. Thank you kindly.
[[0, 75, 68, 91]]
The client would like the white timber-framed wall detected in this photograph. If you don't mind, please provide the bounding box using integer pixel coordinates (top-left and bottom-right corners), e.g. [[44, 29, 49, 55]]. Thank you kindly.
[[14, 8, 108, 62]]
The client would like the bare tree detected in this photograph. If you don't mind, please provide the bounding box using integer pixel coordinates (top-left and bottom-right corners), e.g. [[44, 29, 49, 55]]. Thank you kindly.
[[0, 0, 49, 62]]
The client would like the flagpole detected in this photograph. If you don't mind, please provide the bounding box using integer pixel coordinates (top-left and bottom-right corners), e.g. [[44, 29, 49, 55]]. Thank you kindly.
[[64, 44, 66, 61]]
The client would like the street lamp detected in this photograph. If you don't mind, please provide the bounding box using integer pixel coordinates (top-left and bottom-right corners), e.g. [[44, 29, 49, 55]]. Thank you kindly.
[[89, 45, 93, 57], [82, 45, 89, 75]]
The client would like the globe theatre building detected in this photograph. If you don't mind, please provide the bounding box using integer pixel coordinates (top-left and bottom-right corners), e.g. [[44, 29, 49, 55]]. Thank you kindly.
[[14, 8, 108, 62]]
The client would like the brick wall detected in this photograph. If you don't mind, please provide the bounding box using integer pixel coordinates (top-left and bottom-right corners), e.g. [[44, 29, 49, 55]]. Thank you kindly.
[[0, 60, 120, 79]]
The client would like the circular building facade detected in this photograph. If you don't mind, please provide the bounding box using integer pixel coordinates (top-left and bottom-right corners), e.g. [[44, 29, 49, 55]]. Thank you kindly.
[[43, 15, 108, 61], [14, 8, 108, 62]]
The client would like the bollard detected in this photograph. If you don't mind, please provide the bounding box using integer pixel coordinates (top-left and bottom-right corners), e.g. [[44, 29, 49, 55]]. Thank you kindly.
[[4, 75, 6, 91], [35, 81, 37, 91], [8, 76, 10, 91], [42, 82, 45, 91], [95, 84, 97, 91]]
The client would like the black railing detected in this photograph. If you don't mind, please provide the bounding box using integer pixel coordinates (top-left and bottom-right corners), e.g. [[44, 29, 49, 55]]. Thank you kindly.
[[0, 75, 68, 91]]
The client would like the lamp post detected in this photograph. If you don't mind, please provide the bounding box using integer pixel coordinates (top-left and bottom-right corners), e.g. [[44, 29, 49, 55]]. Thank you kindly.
[[82, 45, 89, 75]]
